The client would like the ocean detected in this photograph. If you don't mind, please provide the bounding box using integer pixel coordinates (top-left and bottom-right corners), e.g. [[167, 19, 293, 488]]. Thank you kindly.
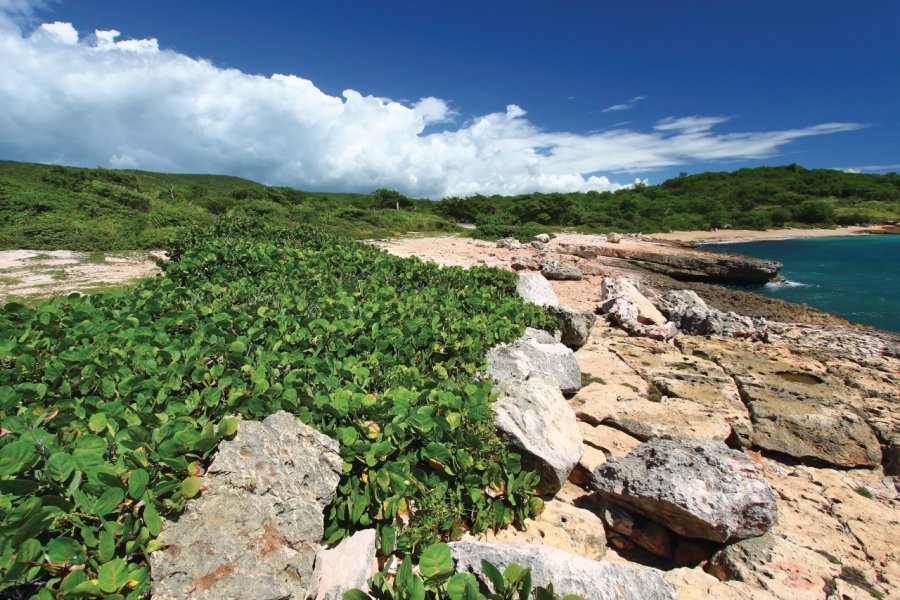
[[701, 235, 900, 332]]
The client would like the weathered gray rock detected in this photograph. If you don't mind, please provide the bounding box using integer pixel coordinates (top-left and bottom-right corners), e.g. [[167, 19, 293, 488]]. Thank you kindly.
[[540, 257, 582, 281], [449, 541, 676, 600], [151, 411, 342, 600], [516, 272, 559, 307], [531, 240, 547, 251], [599, 277, 676, 340], [590, 439, 778, 543], [546, 304, 597, 349], [314, 529, 377, 600], [661, 290, 766, 340], [494, 375, 583, 494], [534, 233, 551, 244], [607, 232, 622, 244], [706, 531, 776, 583], [511, 256, 540, 271], [487, 327, 582, 394], [497, 237, 523, 249], [557, 241, 782, 285]]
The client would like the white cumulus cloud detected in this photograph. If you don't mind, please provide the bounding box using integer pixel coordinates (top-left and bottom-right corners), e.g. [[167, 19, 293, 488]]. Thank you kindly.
[[0, 8, 866, 198]]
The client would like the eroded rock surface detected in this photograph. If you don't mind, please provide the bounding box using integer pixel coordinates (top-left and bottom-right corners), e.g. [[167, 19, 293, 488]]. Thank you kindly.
[[151, 411, 342, 600], [516, 272, 559, 307], [314, 529, 378, 600], [540, 256, 583, 281], [494, 375, 583, 494], [590, 439, 778, 543], [546, 304, 597, 349], [449, 541, 676, 600], [487, 327, 582, 394]]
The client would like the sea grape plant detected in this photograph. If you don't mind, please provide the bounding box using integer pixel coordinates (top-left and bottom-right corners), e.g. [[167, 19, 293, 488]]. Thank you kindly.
[[344, 541, 585, 600], [0, 220, 552, 597]]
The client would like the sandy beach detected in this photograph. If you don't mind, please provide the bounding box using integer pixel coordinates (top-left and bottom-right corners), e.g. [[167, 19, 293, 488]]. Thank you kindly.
[[648, 225, 894, 244]]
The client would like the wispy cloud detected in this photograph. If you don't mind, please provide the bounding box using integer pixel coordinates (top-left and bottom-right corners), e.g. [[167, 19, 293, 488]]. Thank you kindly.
[[843, 163, 900, 173], [601, 95, 647, 113], [0, 7, 866, 198]]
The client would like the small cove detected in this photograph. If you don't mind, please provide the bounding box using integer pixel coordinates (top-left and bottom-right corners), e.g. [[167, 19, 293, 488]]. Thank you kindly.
[[701, 235, 900, 332]]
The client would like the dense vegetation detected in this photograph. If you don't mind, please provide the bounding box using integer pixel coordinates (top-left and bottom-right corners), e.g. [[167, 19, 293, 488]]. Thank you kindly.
[[3, 160, 898, 252], [0, 161, 455, 250], [432, 165, 900, 240], [0, 221, 551, 598]]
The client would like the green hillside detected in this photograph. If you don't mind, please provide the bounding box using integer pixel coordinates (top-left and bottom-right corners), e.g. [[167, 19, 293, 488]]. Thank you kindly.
[[0, 161, 455, 250], [432, 164, 900, 239]]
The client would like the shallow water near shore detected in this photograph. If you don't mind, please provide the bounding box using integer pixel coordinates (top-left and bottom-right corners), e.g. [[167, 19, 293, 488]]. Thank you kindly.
[[702, 235, 900, 332]]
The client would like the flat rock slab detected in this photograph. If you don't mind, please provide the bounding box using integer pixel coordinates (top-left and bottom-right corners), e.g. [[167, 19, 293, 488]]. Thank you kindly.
[[494, 375, 583, 494], [151, 411, 342, 600], [487, 327, 582, 394], [682, 339, 883, 468], [449, 541, 676, 600], [590, 439, 778, 543]]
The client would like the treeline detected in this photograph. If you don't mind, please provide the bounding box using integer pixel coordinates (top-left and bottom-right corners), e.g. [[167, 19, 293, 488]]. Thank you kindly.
[[0, 161, 454, 250], [2, 160, 899, 250], [429, 165, 900, 239]]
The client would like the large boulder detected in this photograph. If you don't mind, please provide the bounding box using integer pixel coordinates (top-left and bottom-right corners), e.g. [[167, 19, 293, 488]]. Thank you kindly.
[[493, 375, 583, 494], [151, 411, 343, 600], [660, 290, 766, 340], [449, 541, 676, 600], [487, 327, 582, 395], [516, 272, 559, 307], [314, 529, 377, 600], [511, 256, 540, 271], [534, 233, 551, 244], [599, 277, 675, 340], [540, 256, 583, 281], [546, 304, 597, 349], [589, 439, 778, 543]]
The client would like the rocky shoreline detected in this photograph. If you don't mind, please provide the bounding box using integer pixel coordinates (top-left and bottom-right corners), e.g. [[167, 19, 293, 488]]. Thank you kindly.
[[369, 232, 898, 599], [143, 232, 898, 599]]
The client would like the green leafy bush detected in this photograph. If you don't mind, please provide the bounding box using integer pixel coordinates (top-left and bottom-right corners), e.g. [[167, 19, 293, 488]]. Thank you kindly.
[[345, 541, 584, 600], [0, 221, 549, 597]]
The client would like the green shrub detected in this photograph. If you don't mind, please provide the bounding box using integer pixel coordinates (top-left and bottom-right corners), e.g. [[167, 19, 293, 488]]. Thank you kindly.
[[0, 221, 549, 597]]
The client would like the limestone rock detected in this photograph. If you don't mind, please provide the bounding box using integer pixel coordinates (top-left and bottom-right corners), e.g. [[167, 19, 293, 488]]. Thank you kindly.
[[606, 232, 622, 244], [511, 256, 539, 271], [590, 439, 778, 543], [151, 411, 342, 600], [540, 257, 583, 281], [534, 233, 551, 243], [494, 375, 583, 494], [578, 422, 642, 458], [531, 240, 547, 251], [449, 541, 676, 600], [487, 327, 582, 394], [557, 241, 782, 285], [599, 277, 675, 340], [516, 272, 559, 307], [314, 529, 377, 600], [545, 304, 597, 349], [497, 237, 523, 249], [684, 339, 883, 468], [664, 568, 772, 600], [468, 500, 607, 560], [661, 290, 766, 340]]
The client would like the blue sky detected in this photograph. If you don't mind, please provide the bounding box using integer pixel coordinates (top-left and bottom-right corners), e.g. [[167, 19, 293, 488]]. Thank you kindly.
[[1, 0, 897, 197]]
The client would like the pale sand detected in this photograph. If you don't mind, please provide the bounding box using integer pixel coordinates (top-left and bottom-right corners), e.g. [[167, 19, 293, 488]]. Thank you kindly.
[[648, 225, 892, 244]]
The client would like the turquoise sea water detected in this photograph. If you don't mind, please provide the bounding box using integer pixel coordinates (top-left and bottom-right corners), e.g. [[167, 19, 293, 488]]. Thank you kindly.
[[702, 235, 900, 332]]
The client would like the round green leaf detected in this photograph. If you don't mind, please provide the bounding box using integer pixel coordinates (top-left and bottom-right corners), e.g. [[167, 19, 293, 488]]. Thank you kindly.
[[97, 558, 128, 593], [46, 537, 85, 566], [127, 469, 150, 500], [418, 541, 453, 582], [88, 413, 108, 433], [45, 452, 75, 482]]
